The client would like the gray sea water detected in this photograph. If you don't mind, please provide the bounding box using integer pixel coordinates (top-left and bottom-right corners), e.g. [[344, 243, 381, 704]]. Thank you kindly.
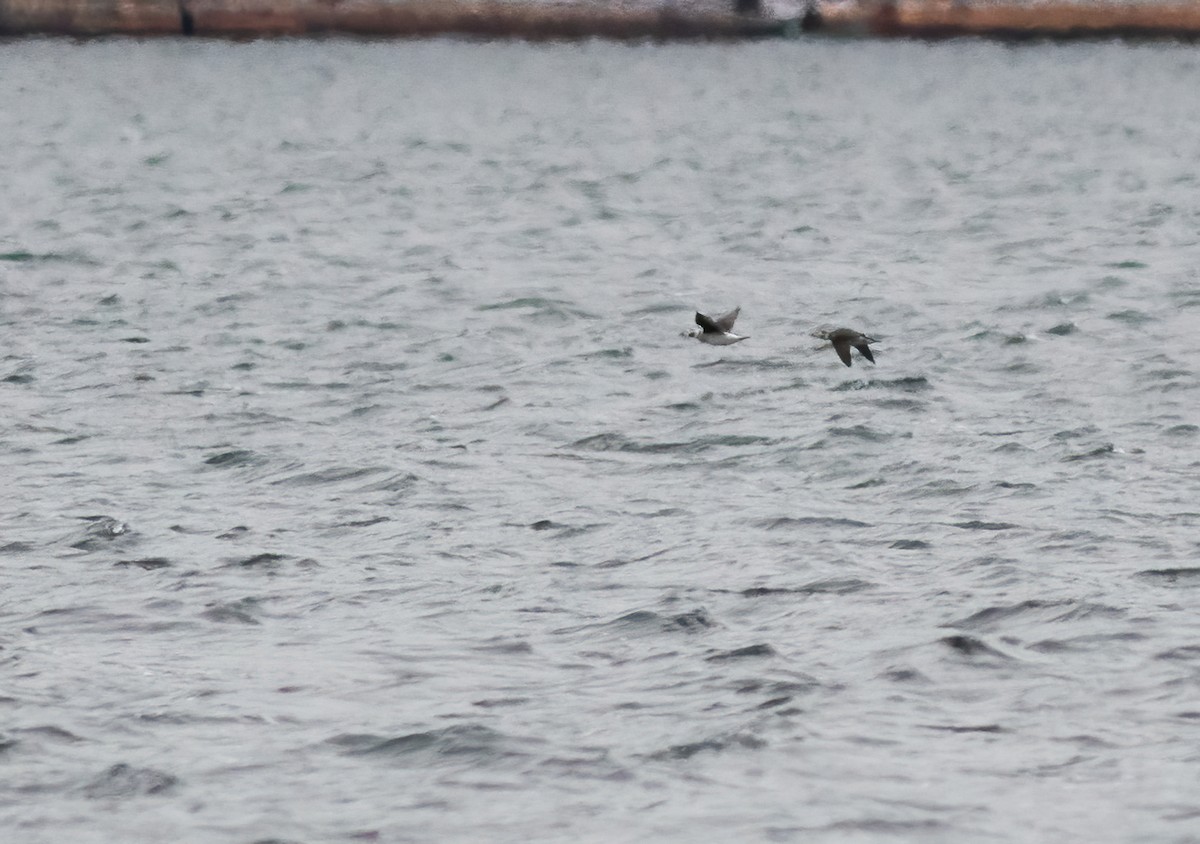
[[2, 36, 1200, 844]]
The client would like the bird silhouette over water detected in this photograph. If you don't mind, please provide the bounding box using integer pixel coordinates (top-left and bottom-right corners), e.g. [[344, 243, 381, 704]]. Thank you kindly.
[[688, 307, 748, 345], [815, 327, 877, 367]]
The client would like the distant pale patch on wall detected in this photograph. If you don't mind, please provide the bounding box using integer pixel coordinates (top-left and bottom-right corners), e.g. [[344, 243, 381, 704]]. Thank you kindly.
[[479, 0, 808, 19]]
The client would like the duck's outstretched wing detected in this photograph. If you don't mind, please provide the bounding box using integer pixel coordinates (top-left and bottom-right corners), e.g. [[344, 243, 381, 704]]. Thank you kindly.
[[695, 311, 721, 333], [713, 307, 741, 332], [854, 342, 875, 363], [832, 338, 854, 367]]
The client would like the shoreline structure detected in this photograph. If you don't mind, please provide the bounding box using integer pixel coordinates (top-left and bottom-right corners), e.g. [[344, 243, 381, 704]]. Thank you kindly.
[[3, 0, 1200, 41]]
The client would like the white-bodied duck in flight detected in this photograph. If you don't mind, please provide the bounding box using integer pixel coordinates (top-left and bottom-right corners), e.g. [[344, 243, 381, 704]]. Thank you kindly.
[[688, 307, 748, 346]]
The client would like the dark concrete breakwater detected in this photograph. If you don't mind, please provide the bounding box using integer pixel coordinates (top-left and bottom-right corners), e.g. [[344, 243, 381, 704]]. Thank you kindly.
[[2, 0, 1200, 42], [0, 0, 795, 39]]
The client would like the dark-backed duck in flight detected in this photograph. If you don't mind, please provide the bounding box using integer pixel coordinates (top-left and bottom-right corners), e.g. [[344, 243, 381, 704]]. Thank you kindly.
[[815, 327, 877, 367]]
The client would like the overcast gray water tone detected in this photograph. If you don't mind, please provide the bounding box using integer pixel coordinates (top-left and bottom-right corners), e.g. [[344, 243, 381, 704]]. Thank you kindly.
[[2, 38, 1200, 843]]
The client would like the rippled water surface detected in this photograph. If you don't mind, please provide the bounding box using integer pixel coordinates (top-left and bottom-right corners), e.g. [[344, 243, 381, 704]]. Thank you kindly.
[[2, 37, 1200, 843]]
